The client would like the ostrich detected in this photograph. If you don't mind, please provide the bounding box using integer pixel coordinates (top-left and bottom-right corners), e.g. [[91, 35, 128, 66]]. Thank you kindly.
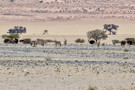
[[89, 40, 95, 45], [121, 41, 126, 46]]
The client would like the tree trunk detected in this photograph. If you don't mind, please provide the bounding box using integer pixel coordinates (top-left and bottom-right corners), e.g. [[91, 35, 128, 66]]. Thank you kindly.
[[95, 39, 98, 43], [110, 31, 111, 35]]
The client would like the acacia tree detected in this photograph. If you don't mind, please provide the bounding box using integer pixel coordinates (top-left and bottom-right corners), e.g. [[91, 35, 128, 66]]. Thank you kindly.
[[2, 33, 19, 41], [8, 26, 26, 34], [87, 29, 108, 43], [2, 34, 9, 39], [8, 33, 19, 40], [103, 24, 119, 35]]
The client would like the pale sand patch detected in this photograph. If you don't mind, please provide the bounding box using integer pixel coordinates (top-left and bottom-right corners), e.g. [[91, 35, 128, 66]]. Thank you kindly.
[[0, 18, 135, 35]]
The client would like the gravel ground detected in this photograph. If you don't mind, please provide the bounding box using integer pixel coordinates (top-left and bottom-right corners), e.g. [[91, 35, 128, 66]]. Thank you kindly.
[[0, 44, 135, 90], [0, 44, 135, 60]]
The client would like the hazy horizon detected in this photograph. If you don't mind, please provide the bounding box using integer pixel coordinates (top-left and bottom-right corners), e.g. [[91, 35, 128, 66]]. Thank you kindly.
[[0, 0, 135, 35]]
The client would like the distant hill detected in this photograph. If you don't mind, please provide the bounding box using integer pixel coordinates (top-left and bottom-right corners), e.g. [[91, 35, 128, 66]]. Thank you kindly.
[[0, 0, 135, 5], [0, 0, 134, 22]]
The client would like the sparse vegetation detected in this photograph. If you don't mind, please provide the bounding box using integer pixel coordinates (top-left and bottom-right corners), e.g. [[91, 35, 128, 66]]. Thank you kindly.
[[1, 33, 20, 44], [37, 39, 44, 42], [23, 38, 31, 44], [103, 24, 119, 35], [46, 39, 54, 42], [2, 33, 19, 40], [37, 39, 54, 42], [2, 33, 19, 44], [2, 34, 9, 39], [88, 86, 96, 90], [112, 40, 120, 43], [125, 38, 135, 42], [75, 38, 85, 43], [87, 29, 108, 43], [45, 57, 52, 61], [8, 26, 26, 34], [8, 33, 20, 40], [124, 49, 129, 52]]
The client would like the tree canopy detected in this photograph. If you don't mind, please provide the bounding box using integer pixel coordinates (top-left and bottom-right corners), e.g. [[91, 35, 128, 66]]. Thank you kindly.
[[8, 26, 26, 34], [2, 33, 19, 40], [87, 29, 108, 43], [2, 34, 9, 39], [103, 24, 119, 35]]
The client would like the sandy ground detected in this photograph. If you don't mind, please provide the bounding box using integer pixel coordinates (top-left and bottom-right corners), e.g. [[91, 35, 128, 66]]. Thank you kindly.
[[1, 17, 135, 44], [0, 18, 135, 35]]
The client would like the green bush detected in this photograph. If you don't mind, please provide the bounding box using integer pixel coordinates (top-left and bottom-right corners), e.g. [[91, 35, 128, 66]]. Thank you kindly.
[[75, 38, 85, 43], [88, 87, 95, 90], [2, 33, 19, 40], [124, 49, 129, 52], [23, 38, 31, 44], [8, 33, 19, 39], [2, 34, 9, 39], [46, 39, 54, 42], [125, 38, 135, 42], [45, 56, 52, 61], [37, 39, 44, 42], [112, 40, 120, 43]]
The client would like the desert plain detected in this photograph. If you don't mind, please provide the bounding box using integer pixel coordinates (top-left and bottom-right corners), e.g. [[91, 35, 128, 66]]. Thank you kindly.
[[0, 0, 135, 90]]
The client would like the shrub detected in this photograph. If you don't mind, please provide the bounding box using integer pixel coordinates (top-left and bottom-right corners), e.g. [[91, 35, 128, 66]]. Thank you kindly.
[[112, 40, 120, 43], [23, 38, 31, 44], [2, 34, 8, 39], [2, 33, 19, 44], [46, 39, 54, 42], [125, 38, 135, 42], [37, 39, 44, 42], [124, 49, 129, 52], [88, 87, 95, 90], [8, 33, 19, 39], [75, 38, 85, 43], [2, 33, 19, 40], [45, 57, 52, 61]]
